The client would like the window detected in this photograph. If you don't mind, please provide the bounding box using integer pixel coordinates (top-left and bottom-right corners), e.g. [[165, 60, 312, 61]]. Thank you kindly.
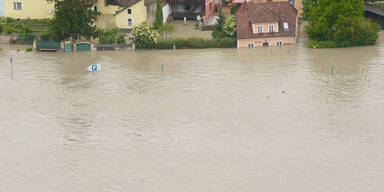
[[127, 9, 132, 14], [283, 22, 289, 30], [128, 19, 133, 26], [268, 24, 274, 32], [248, 43, 254, 48], [13, 2, 22, 10], [257, 26, 263, 33]]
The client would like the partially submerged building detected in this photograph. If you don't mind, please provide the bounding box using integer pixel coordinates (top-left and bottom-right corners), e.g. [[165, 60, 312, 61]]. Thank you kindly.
[[236, 0, 298, 48]]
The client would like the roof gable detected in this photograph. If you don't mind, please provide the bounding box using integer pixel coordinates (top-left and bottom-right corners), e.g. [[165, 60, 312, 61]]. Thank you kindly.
[[248, 4, 279, 23]]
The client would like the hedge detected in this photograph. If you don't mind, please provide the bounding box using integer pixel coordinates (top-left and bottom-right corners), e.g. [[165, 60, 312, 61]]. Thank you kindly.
[[308, 40, 376, 49], [153, 38, 236, 49]]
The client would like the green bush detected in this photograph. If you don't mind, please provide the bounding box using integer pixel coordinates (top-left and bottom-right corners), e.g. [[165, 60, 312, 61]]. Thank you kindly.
[[18, 34, 36, 41], [308, 40, 336, 48], [22, 25, 33, 35], [40, 18, 51, 25], [98, 28, 121, 44], [25, 48, 33, 52], [132, 23, 160, 49], [6, 17, 14, 23], [223, 15, 237, 39], [6, 27, 14, 34], [154, 38, 236, 49], [0, 24, 3, 33], [117, 35, 126, 45], [99, 35, 116, 44]]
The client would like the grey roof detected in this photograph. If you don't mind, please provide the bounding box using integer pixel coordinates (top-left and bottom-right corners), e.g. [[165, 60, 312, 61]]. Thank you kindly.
[[365, 3, 384, 17]]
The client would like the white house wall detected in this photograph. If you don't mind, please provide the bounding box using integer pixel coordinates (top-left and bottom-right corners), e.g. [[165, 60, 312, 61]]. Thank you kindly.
[[162, 3, 172, 23]]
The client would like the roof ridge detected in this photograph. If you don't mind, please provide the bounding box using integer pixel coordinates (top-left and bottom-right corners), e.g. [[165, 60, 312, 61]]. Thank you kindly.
[[114, 0, 142, 15], [260, 4, 280, 22]]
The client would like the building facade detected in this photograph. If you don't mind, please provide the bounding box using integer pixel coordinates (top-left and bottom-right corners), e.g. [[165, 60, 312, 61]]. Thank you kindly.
[[4, 0, 54, 19], [236, 0, 298, 48], [2, 0, 148, 30], [114, 0, 147, 29]]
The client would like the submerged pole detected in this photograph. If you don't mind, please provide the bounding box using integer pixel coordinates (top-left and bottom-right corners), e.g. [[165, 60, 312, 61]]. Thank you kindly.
[[161, 64, 164, 72], [10, 56, 13, 74], [331, 65, 334, 74]]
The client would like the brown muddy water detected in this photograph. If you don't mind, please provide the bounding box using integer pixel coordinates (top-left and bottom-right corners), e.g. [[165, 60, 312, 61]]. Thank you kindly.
[[1, 35, 384, 192]]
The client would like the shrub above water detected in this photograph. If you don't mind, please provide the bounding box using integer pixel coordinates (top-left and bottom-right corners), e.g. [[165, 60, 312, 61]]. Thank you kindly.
[[132, 23, 160, 49], [154, 38, 236, 49]]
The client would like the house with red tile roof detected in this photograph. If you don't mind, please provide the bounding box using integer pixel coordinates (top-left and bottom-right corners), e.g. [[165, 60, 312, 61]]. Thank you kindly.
[[236, 0, 298, 48]]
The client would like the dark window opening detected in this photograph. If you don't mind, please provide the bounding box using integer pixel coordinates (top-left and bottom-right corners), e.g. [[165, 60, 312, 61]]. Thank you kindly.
[[185, 5, 191, 11]]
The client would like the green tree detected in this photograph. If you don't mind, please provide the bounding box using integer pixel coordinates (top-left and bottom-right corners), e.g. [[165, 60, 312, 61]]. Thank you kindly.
[[302, 0, 317, 21], [212, 11, 226, 39], [223, 15, 236, 39], [158, 23, 175, 38], [153, 0, 163, 29], [47, 0, 99, 42], [306, 0, 379, 48]]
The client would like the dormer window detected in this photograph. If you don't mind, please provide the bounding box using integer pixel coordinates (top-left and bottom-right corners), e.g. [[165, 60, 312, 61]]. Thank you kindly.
[[268, 24, 274, 32], [283, 22, 289, 30], [258, 26, 263, 33]]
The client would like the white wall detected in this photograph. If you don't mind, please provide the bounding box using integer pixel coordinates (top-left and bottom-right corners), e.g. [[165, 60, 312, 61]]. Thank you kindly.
[[162, 3, 172, 23]]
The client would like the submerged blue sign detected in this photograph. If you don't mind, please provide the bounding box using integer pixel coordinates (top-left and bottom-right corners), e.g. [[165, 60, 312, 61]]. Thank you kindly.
[[87, 64, 101, 71]]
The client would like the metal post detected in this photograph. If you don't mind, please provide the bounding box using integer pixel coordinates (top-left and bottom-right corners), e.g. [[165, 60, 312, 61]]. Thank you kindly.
[[10, 56, 13, 74], [173, 44, 176, 52]]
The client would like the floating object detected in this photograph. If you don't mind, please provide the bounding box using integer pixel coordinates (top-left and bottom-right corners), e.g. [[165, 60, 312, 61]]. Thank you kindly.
[[282, 91, 286, 94], [87, 64, 101, 72]]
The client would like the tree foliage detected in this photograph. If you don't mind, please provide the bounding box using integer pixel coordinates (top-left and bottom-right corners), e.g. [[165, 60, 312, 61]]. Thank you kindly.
[[153, 0, 163, 29], [158, 23, 175, 38], [305, 0, 380, 48], [47, 0, 99, 41], [223, 15, 237, 39], [302, 0, 317, 21], [98, 27, 121, 44]]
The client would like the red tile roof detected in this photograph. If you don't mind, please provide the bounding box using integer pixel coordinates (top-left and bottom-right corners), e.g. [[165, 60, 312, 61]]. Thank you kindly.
[[236, 1, 297, 39]]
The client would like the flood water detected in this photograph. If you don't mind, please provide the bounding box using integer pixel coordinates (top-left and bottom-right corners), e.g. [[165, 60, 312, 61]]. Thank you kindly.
[[1, 34, 384, 192]]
